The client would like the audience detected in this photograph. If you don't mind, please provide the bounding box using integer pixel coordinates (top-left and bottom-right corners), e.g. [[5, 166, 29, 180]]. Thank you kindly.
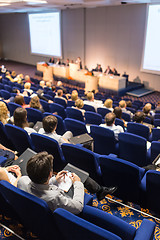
[[113, 106, 126, 127], [143, 103, 154, 124], [29, 96, 44, 113], [14, 95, 29, 108], [155, 101, 160, 112], [23, 82, 33, 95], [0, 101, 12, 125], [71, 90, 78, 102], [13, 107, 36, 135], [0, 165, 21, 187], [100, 112, 124, 140], [54, 89, 67, 103], [38, 115, 73, 145], [73, 99, 85, 116], [103, 99, 113, 112], [83, 92, 101, 111], [119, 100, 133, 118], [17, 151, 117, 213]]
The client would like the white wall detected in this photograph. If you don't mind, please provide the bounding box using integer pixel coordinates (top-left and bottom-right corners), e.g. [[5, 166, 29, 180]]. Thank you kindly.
[[0, 5, 160, 91]]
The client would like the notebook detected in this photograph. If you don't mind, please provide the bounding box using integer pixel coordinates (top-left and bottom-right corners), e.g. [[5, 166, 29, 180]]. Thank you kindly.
[[12, 148, 36, 176], [33, 121, 43, 132], [69, 133, 93, 145], [63, 163, 89, 198]]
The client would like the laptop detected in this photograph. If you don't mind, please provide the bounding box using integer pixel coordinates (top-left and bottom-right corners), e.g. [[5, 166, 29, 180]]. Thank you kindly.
[[33, 121, 43, 132], [12, 148, 36, 176], [69, 133, 93, 145]]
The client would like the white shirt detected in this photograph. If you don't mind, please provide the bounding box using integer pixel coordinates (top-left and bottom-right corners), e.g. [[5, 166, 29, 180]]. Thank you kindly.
[[99, 124, 124, 141], [38, 128, 66, 146]]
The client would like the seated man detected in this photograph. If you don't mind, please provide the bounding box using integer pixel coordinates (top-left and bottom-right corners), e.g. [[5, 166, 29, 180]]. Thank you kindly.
[[38, 115, 73, 146], [17, 152, 117, 214], [83, 92, 102, 111], [100, 112, 124, 141], [134, 111, 153, 132], [54, 89, 67, 103]]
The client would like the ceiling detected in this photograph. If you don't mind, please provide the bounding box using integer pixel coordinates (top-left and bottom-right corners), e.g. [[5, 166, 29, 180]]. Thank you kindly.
[[0, 0, 159, 14]]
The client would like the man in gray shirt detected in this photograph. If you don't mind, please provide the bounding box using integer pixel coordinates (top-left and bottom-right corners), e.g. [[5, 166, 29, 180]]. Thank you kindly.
[[18, 152, 117, 214]]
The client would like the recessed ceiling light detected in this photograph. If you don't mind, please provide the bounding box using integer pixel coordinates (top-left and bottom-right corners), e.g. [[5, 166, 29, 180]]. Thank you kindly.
[[0, 3, 10, 6]]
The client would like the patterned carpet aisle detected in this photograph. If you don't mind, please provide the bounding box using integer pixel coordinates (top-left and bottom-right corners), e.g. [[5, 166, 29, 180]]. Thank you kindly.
[[0, 193, 160, 239], [92, 193, 160, 240]]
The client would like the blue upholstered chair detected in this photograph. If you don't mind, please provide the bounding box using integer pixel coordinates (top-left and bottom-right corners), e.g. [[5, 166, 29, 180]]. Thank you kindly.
[[90, 125, 118, 155], [99, 155, 145, 204], [0, 180, 61, 240], [150, 141, 160, 162], [49, 103, 66, 119], [126, 107, 136, 114], [0, 90, 11, 99], [64, 118, 88, 136], [153, 119, 160, 127], [26, 107, 43, 124], [43, 113, 66, 135], [40, 99, 50, 112], [61, 143, 102, 183], [97, 108, 111, 118], [7, 102, 22, 116], [141, 170, 160, 215], [4, 84, 12, 92], [30, 133, 66, 172], [115, 118, 125, 129], [5, 124, 34, 155], [24, 96, 31, 104], [67, 100, 75, 107], [0, 122, 15, 150], [55, 206, 155, 240], [66, 107, 84, 122], [84, 111, 102, 125], [83, 104, 95, 112], [122, 112, 131, 122], [154, 113, 160, 119], [43, 93, 54, 101], [54, 98, 67, 108], [127, 122, 150, 140], [118, 132, 150, 167], [150, 128, 160, 141], [0, 157, 7, 166]]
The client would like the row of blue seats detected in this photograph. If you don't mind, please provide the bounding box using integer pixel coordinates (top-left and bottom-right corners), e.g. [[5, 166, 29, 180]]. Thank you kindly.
[[1, 121, 160, 214], [0, 180, 155, 240]]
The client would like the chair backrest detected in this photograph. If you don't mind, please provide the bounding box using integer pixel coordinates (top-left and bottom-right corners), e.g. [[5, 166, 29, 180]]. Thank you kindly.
[[24, 96, 31, 104], [83, 104, 96, 112], [143, 116, 152, 124], [151, 141, 160, 162], [7, 102, 22, 116], [4, 84, 12, 92], [5, 124, 34, 154], [145, 170, 160, 215], [30, 133, 66, 172], [151, 128, 160, 141], [115, 118, 125, 129], [40, 99, 50, 112], [54, 97, 67, 108], [61, 143, 101, 183], [122, 112, 131, 122], [97, 108, 111, 118], [126, 107, 135, 114], [127, 122, 150, 140], [54, 208, 121, 240], [49, 103, 66, 119], [26, 107, 43, 124], [0, 122, 15, 150], [0, 89, 11, 99], [118, 132, 147, 167], [43, 113, 66, 135], [85, 111, 102, 125], [0, 83, 4, 89], [90, 125, 116, 155], [153, 119, 160, 127], [154, 113, 160, 119], [67, 100, 75, 107], [0, 180, 60, 240], [64, 118, 88, 136], [66, 107, 84, 122], [99, 155, 145, 204], [43, 94, 54, 101]]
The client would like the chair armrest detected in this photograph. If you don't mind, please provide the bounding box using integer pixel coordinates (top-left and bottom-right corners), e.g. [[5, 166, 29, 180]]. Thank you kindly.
[[81, 206, 135, 240], [0, 157, 7, 167], [134, 219, 155, 240]]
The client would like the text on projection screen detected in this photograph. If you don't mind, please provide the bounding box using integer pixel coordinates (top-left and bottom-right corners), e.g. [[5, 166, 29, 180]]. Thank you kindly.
[[28, 12, 61, 57]]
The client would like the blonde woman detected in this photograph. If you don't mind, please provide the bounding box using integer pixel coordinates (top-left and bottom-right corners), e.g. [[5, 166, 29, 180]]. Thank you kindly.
[[0, 101, 11, 124], [103, 99, 113, 112], [29, 96, 44, 113], [73, 99, 85, 116], [24, 82, 33, 95]]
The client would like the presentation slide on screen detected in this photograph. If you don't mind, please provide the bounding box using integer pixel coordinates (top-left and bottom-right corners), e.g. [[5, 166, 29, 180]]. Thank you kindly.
[[142, 4, 160, 74], [28, 12, 62, 57]]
